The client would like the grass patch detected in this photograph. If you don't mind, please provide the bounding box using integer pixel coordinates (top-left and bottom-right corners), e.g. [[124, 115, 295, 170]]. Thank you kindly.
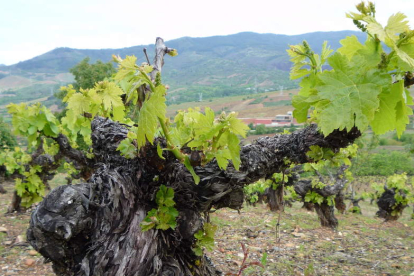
[[263, 100, 292, 107]]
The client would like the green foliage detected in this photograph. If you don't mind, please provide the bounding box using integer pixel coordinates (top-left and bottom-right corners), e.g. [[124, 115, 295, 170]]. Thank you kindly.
[[351, 149, 414, 176], [0, 116, 17, 150], [386, 174, 414, 215], [349, 206, 362, 214], [290, 2, 414, 137], [7, 103, 60, 147], [0, 147, 47, 207], [193, 223, 218, 256], [244, 180, 267, 203], [173, 108, 249, 170], [15, 166, 45, 208], [304, 144, 358, 172], [111, 56, 248, 184], [304, 191, 325, 205], [284, 185, 299, 201], [0, 147, 31, 175], [60, 81, 127, 146], [140, 185, 179, 232], [69, 57, 115, 90]]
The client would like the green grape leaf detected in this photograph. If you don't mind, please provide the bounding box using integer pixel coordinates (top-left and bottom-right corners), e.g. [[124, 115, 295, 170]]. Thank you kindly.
[[100, 82, 124, 112], [157, 144, 165, 160], [136, 85, 166, 148], [215, 149, 231, 170], [338, 35, 364, 60], [228, 115, 249, 138], [120, 55, 137, 70], [394, 47, 414, 68], [371, 81, 404, 135], [156, 185, 175, 207], [117, 138, 137, 159], [227, 133, 241, 170], [366, 13, 409, 47], [66, 93, 90, 120], [292, 95, 312, 123], [316, 53, 388, 135], [193, 247, 203, 257], [184, 156, 200, 184], [395, 99, 413, 138]]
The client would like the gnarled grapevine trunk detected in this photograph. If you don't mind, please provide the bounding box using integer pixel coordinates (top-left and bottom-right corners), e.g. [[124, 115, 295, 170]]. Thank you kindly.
[[265, 185, 284, 212], [27, 117, 360, 275], [294, 165, 349, 229], [376, 188, 407, 221]]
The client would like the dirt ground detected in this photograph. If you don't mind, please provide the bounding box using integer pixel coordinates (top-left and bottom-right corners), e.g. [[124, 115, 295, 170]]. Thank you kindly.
[[1, 180, 413, 276]]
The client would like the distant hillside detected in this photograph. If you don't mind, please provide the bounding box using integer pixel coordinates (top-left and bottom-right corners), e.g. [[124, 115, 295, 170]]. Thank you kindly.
[[2, 31, 366, 104]]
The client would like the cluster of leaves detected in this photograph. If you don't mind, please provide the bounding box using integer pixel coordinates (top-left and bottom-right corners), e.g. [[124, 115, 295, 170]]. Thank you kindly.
[[115, 56, 249, 184], [243, 180, 267, 203], [0, 147, 31, 175], [60, 81, 128, 146], [140, 185, 179, 231], [0, 116, 17, 150], [289, 1, 414, 137], [7, 103, 60, 147], [3, 59, 127, 206], [192, 223, 218, 256], [0, 147, 44, 207], [302, 144, 358, 205]]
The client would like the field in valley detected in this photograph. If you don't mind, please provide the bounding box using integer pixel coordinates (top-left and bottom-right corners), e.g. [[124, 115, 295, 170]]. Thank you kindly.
[[1, 178, 413, 276]]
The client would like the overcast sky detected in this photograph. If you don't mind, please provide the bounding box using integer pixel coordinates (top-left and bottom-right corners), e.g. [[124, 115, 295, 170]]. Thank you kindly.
[[1, 0, 413, 65]]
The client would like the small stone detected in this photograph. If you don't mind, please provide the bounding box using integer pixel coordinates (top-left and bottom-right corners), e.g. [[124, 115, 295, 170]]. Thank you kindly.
[[28, 249, 38, 256], [4, 241, 12, 245], [338, 232, 343, 236], [15, 235, 25, 243], [0, 227, 7, 233], [24, 259, 35, 266], [237, 253, 244, 258]]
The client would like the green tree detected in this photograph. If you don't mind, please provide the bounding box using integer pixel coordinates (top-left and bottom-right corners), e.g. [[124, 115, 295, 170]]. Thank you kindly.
[[54, 58, 115, 101], [70, 57, 115, 90]]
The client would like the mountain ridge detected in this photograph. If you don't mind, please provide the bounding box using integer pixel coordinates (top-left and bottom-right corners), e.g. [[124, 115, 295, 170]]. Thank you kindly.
[[1, 31, 367, 104]]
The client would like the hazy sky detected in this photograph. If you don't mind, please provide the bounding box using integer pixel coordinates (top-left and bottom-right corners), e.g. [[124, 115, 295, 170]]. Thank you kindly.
[[1, 0, 413, 65]]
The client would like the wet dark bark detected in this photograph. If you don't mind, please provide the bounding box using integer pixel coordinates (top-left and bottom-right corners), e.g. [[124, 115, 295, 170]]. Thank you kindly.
[[293, 165, 348, 229], [376, 187, 407, 221]]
